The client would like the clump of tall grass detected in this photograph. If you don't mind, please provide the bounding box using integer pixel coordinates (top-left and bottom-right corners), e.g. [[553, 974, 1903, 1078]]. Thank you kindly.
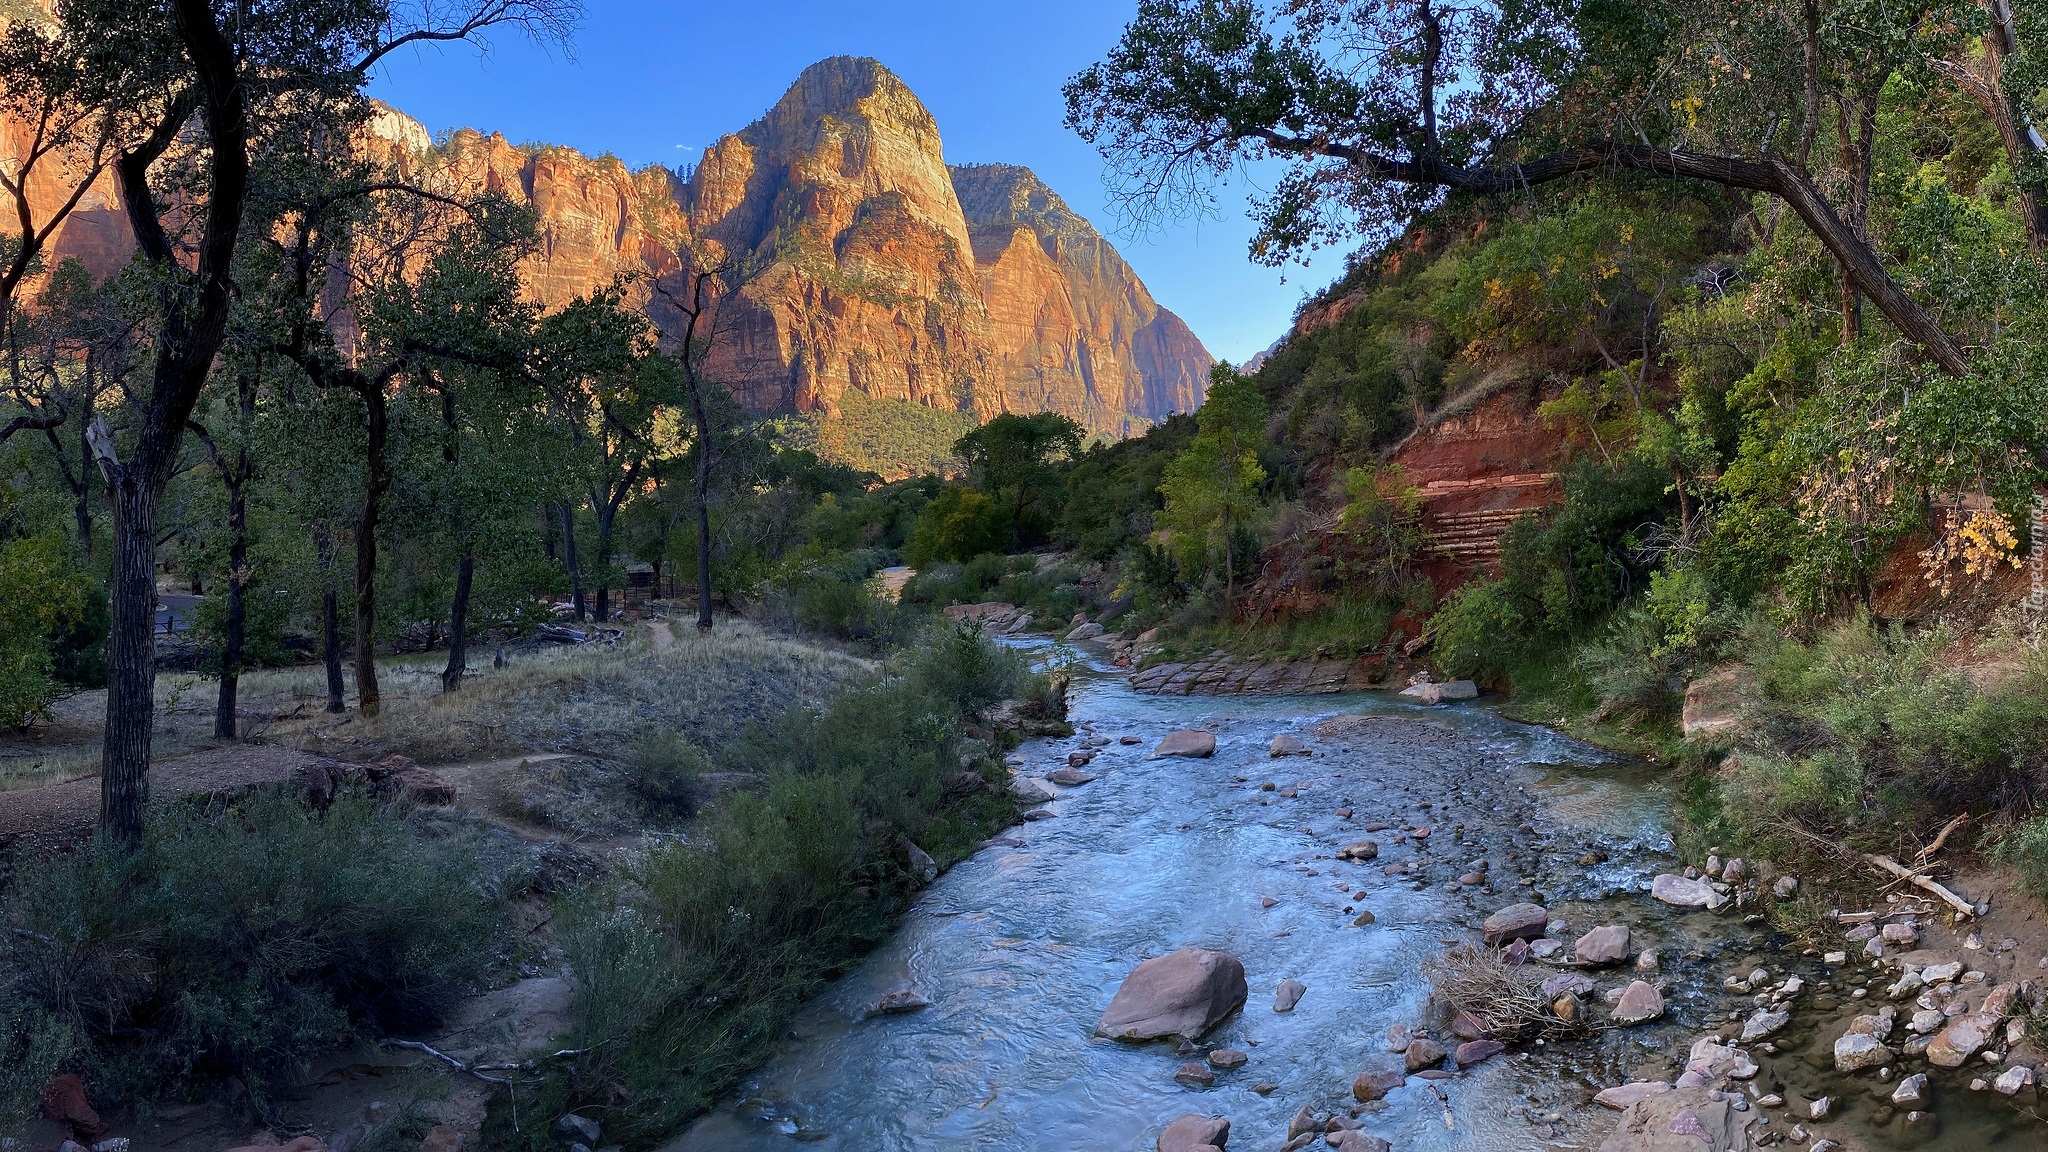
[[0, 789, 505, 1114], [1720, 617, 2048, 850], [512, 627, 1030, 1146], [343, 618, 866, 764]]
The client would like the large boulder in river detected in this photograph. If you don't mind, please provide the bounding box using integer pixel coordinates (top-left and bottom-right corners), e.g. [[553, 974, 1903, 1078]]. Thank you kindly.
[[1597, 1084, 1758, 1152], [1151, 730, 1217, 759], [1651, 874, 1725, 909], [1157, 1113, 1229, 1152], [1096, 948, 1247, 1042], [1482, 902, 1549, 945], [1927, 1012, 2000, 1067], [1576, 925, 1632, 965]]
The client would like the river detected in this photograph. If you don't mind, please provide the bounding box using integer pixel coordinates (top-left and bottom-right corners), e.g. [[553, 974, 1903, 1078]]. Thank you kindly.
[[667, 639, 2036, 1151]]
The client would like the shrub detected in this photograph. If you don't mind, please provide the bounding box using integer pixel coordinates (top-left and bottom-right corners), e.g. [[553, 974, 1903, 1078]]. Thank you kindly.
[[530, 629, 1027, 1146], [1724, 619, 2048, 843], [628, 731, 713, 814], [1992, 816, 2048, 899], [904, 486, 1010, 566], [0, 791, 504, 1110]]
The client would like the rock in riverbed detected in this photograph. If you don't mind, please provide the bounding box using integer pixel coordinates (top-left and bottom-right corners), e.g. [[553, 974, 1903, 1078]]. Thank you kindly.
[[1482, 902, 1549, 946], [868, 988, 930, 1016], [1269, 734, 1308, 757], [1575, 924, 1632, 965], [1047, 767, 1095, 786], [1273, 979, 1306, 1012], [1650, 874, 1725, 909], [1594, 1082, 1674, 1110], [1833, 1032, 1893, 1072], [1337, 840, 1380, 861], [1156, 1114, 1229, 1152], [1404, 1038, 1447, 1071], [1611, 981, 1665, 1025], [1352, 1070, 1406, 1102], [1927, 1012, 2000, 1068], [1151, 730, 1217, 759], [1595, 1084, 1756, 1152], [1096, 948, 1248, 1042]]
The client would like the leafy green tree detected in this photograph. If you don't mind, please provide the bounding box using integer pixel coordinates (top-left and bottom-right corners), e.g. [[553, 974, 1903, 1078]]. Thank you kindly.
[[905, 487, 1011, 567], [1066, 0, 1980, 375], [536, 285, 678, 626], [1159, 365, 1269, 604], [954, 411, 1083, 547], [0, 0, 576, 843]]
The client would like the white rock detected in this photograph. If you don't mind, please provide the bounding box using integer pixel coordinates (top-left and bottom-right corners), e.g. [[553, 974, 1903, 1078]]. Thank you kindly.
[[1833, 1033, 1893, 1072], [1651, 873, 1725, 909], [1890, 1073, 1928, 1107], [1996, 1065, 2035, 1095]]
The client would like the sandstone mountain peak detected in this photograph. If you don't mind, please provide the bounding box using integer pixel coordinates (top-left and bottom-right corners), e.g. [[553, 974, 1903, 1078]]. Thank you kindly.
[[12, 57, 1210, 460]]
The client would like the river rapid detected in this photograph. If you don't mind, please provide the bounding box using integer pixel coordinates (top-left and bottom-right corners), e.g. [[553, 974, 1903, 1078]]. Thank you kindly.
[[667, 640, 2036, 1152]]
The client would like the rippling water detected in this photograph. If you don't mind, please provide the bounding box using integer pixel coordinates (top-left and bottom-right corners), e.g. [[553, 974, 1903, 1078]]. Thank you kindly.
[[667, 642, 1707, 1152]]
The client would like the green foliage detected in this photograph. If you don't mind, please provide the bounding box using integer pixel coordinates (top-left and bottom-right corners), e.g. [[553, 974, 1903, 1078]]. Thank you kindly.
[[1334, 463, 1427, 601], [773, 391, 977, 478], [904, 486, 1011, 567], [1992, 816, 2048, 901], [1159, 366, 1269, 595], [1730, 620, 2048, 837], [531, 630, 1028, 1145], [628, 730, 714, 814], [758, 549, 924, 653], [0, 791, 503, 1110], [1051, 412, 1194, 562], [954, 411, 1084, 547], [0, 527, 93, 730]]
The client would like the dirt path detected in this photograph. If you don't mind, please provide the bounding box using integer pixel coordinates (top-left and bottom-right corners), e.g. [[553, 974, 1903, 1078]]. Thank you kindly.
[[0, 744, 351, 853]]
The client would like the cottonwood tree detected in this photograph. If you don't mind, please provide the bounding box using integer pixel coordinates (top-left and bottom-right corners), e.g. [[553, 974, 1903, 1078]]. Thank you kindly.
[[0, 0, 577, 843], [1065, 0, 1983, 375], [654, 263, 737, 631], [536, 286, 677, 627], [954, 411, 1084, 549], [262, 176, 539, 715], [1160, 366, 1269, 606], [1931, 0, 2048, 248]]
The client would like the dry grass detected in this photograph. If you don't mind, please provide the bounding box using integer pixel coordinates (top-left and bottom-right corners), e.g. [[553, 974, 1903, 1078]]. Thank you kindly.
[[302, 619, 872, 766], [1424, 943, 1578, 1041]]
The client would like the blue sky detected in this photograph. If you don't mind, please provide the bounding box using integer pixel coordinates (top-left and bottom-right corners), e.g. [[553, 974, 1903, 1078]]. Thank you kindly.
[[365, 0, 1353, 364]]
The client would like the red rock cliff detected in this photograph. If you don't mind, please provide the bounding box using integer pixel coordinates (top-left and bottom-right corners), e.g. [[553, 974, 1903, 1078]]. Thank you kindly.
[[1, 55, 1209, 444]]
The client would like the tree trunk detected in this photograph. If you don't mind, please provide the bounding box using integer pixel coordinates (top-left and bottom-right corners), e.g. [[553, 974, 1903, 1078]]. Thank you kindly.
[[317, 525, 344, 713], [593, 496, 617, 625], [442, 550, 474, 692], [213, 470, 246, 739], [323, 586, 344, 712], [1931, 9, 2048, 249], [354, 385, 389, 717], [73, 380, 94, 554], [100, 477, 159, 846], [692, 401, 715, 632], [560, 501, 586, 621]]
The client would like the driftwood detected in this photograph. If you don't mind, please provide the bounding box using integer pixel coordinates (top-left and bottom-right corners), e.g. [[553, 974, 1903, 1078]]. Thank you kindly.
[[1915, 813, 1970, 862], [1866, 853, 1977, 917]]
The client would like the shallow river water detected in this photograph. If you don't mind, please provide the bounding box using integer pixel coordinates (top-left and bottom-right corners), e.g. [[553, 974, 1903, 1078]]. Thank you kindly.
[[668, 641, 2037, 1152]]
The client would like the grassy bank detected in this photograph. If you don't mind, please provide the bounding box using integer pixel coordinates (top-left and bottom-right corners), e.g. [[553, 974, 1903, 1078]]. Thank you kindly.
[[1466, 606, 2048, 894], [1, 790, 510, 1120], [493, 626, 1042, 1147]]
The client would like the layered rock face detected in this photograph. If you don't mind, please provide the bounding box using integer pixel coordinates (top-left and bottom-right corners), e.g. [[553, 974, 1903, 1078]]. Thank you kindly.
[[666, 57, 1210, 434], [678, 56, 997, 419], [953, 163, 1208, 435], [407, 57, 1209, 438]]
